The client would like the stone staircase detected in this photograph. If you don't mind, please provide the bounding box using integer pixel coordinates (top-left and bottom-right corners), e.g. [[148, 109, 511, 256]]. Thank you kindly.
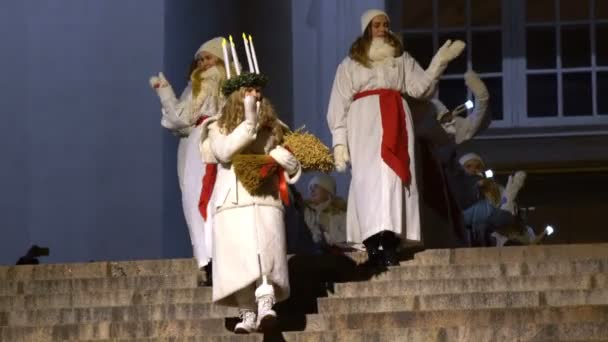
[[2, 244, 608, 341]]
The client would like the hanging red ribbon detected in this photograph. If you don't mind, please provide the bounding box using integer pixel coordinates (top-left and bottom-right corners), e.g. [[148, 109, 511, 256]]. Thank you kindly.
[[353, 89, 411, 185]]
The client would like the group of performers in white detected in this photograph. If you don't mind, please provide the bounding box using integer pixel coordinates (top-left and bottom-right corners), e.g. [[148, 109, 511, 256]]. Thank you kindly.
[[150, 9, 532, 334]]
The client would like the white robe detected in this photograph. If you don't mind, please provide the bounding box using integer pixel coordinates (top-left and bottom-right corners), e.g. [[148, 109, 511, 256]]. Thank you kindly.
[[327, 53, 438, 243], [203, 120, 300, 308], [158, 68, 223, 268]]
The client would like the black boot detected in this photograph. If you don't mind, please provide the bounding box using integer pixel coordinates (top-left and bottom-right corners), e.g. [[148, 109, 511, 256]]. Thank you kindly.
[[380, 231, 401, 266], [363, 233, 383, 267]]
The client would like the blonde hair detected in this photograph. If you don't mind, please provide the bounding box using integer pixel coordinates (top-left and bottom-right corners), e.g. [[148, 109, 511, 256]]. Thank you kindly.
[[349, 27, 404, 68], [217, 88, 284, 144]]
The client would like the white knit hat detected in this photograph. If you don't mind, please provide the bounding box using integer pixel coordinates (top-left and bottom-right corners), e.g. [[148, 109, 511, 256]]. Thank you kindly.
[[308, 174, 336, 197], [458, 153, 484, 167], [360, 9, 389, 33], [194, 36, 226, 61]]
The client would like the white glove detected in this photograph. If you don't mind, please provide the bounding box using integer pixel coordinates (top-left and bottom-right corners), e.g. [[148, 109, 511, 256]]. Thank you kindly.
[[243, 95, 258, 126], [501, 171, 527, 214], [149, 72, 170, 89], [333, 144, 350, 172], [427, 40, 466, 79], [269, 145, 299, 175]]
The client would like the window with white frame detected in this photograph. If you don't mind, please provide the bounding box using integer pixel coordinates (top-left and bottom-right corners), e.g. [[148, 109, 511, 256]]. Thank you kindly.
[[394, 0, 608, 130]]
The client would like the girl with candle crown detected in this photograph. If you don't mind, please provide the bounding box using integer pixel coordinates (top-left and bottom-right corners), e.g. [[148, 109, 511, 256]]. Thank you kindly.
[[149, 36, 231, 284], [199, 34, 300, 334]]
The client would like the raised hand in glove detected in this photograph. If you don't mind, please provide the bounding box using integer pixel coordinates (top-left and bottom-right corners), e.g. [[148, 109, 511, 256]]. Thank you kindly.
[[149, 72, 170, 89], [427, 40, 466, 79], [243, 95, 258, 126], [269, 145, 299, 175], [333, 144, 350, 172]]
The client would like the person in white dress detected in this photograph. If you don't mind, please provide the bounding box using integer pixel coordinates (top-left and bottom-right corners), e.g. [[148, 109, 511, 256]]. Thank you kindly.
[[149, 37, 227, 275], [201, 74, 301, 333], [327, 9, 465, 266]]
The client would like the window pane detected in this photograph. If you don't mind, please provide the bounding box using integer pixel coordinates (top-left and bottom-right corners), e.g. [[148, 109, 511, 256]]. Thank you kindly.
[[471, 0, 501, 26], [561, 25, 591, 68], [403, 33, 434, 68], [526, 27, 556, 69], [482, 77, 503, 120], [438, 0, 466, 28], [563, 73, 592, 116], [597, 0, 608, 19], [438, 78, 467, 111], [526, 0, 555, 23], [472, 31, 502, 73], [560, 0, 589, 21], [597, 24, 608, 66], [439, 31, 467, 74], [402, 1, 433, 29], [598, 72, 608, 115], [527, 74, 558, 117]]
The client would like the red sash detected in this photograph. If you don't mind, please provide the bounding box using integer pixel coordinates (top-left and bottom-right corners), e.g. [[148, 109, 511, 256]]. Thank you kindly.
[[353, 89, 411, 185], [196, 116, 217, 220]]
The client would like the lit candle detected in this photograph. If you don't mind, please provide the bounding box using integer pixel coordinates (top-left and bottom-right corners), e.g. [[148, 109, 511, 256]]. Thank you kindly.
[[242, 33, 254, 73], [229, 35, 241, 76], [221, 38, 231, 79], [249, 35, 260, 74]]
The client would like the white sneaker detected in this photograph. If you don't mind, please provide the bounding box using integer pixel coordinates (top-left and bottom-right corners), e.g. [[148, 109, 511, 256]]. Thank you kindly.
[[255, 283, 277, 332], [234, 309, 257, 334]]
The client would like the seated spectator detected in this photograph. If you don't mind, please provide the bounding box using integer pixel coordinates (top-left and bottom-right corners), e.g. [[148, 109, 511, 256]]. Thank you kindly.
[[302, 174, 351, 254]]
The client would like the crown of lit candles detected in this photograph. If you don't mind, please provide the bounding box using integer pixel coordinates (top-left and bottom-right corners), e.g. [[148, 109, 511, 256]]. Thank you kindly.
[[221, 33, 260, 80]]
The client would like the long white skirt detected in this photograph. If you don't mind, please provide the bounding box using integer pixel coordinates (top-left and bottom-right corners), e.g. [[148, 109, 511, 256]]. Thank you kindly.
[[179, 125, 213, 268], [212, 204, 290, 308]]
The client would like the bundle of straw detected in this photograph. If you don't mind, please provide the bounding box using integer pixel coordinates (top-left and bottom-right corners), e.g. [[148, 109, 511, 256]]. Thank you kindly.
[[282, 131, 334, 173], [232, 154, 278, 195], [232, 130, 334, 195]]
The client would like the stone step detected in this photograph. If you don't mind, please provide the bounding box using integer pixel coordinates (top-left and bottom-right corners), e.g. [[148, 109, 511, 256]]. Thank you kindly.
[[3, 303, 239, 326], [330, 274, 607, 298], [75, 321, 608, 342], [0, 274, 198, 296], [0, 259, 197, 281], [280, 322, 608, 342], [369, 258, 608, 282], [409, 243, 608, 266], [303, 305, 608, 332], [0, 287, 213, 311], [3, 306, 608, 340], [318, 288, 608, 314]]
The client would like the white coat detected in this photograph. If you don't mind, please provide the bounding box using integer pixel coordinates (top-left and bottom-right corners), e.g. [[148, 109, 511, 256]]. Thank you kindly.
[[202, 119, 301, 308], [157, 67, 224, 268], [327, 52, 437, 243]]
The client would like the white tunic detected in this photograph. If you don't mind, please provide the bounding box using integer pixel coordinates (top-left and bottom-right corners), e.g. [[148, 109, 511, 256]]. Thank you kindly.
[[204, 120, 300, 308], [158, 68, 223, 268], [327, 53, 437, 243]]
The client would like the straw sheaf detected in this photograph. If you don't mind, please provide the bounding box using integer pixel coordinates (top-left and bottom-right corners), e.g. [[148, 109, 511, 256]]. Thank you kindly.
[[283, 131, 334, 173], [232, 154, 279, 196]]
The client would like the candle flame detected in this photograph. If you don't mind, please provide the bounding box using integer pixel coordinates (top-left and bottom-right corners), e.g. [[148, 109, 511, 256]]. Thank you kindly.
[[222, 38, 226, 47], [229, 35, 233, 43], [242, 32, 247, 40]]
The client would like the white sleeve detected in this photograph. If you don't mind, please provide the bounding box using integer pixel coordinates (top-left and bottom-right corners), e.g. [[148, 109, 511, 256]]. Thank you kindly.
[[401, 51, 438, 99], [208, 122, 257, 163], [326, 60, 356, 148], [453, 93, 491, 144], [160, 83, 193, 131]]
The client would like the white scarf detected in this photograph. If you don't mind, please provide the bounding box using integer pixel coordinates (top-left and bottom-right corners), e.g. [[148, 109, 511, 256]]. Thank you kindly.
[[368, 37, 396, 64]]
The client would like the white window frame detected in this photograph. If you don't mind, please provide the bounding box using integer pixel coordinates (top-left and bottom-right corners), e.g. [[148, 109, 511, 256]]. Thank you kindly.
[[393, 0, 608, 133]]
